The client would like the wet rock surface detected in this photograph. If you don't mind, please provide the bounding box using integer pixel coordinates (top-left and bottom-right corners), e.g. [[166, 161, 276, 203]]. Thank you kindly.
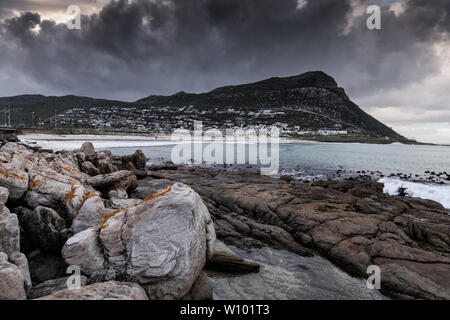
[[36, 281, 149, 300], [147, 166, 450, 300], [208, 245, 386, 300]]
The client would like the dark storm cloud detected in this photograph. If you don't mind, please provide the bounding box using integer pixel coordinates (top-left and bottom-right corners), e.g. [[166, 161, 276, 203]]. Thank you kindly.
[[0, 0, 449, 107]]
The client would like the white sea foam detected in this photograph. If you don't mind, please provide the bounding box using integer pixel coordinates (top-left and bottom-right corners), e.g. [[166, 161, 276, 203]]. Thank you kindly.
[[379, 177, 450, 209]]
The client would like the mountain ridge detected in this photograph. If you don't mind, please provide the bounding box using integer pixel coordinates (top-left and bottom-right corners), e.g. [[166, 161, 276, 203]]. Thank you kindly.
[[137, 71, 404, 140], [0, 71, 405, 140]]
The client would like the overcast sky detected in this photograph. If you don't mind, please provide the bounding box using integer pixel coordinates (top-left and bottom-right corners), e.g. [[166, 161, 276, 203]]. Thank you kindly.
[[0, 0, 449, 143]]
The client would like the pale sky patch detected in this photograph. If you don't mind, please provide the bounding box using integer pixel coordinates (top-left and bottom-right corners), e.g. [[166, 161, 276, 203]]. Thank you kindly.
[[296, 0, 307, 10], [357, 42, 450, 143]]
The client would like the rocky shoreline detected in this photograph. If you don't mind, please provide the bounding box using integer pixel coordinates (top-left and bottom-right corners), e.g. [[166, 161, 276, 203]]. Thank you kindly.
[[0, 140, 258, 300], [142, 165, 450, 299], [0, 140, 449, 300]]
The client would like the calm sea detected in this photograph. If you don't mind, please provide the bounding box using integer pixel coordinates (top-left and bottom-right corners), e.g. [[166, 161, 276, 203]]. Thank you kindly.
[[21, 136, 450, 209], [109, 142, 450, 208]]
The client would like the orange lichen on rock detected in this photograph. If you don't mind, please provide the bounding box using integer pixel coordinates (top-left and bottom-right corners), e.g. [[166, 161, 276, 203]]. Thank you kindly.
[[61, 165, 81, 175], [65, 185, 80, 202], [0, 167, 22, 180], [30, 174, 46, 188], [101, 184, 174, 229]]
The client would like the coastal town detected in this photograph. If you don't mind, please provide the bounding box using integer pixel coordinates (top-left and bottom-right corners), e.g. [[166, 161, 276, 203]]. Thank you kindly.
[[33, 104, 353, 138]]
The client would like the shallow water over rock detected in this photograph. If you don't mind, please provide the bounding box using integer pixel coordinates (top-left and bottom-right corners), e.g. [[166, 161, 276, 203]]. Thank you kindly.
[[208, 245, 387, 300]]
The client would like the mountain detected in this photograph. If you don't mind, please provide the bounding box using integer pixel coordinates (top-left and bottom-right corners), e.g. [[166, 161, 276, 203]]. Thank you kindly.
[[138, 71, 404, 140], [0, 95, 130, 126], [0, 71, 405, 140]]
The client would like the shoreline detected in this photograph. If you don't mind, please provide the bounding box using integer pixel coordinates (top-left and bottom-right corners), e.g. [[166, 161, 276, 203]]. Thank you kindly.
[[17, 127, 443, 146], [142, 165, 450, 299], [18, 132, 444, 146], [18, 133, 450, 207]]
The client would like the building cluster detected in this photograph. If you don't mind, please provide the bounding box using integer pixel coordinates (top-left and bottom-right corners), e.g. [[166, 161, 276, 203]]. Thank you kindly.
[[39, 101, 356, 137]]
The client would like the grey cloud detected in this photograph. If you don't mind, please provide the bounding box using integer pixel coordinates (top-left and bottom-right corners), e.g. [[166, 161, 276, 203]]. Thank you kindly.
[[0, 0, 448, 105]]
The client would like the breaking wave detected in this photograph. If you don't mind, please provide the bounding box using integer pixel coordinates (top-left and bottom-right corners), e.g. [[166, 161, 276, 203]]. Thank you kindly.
[[379, 177, 450, 209]]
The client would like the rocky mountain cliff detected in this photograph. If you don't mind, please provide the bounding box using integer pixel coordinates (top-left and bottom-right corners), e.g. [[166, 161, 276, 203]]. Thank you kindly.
[[0, 71, 404, 140], [139, 71, 404, 140]]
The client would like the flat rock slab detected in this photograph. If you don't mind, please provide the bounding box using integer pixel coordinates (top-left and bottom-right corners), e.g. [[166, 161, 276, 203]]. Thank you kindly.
[[208, 245, 387, 300], [150, 167, 450, 300], [206, 251, 260, 274]]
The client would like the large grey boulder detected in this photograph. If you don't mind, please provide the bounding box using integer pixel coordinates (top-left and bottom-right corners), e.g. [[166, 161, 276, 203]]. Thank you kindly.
[[0, 203, 31, 295], [62, 184, 86, 223], [108, 189, 128, 200], [27, 166, 80, 209], [86, 170, 137, 192], [9, 252, 32, 293], [49, 158, 88, 182], [0, 213, 20, 256], [0, 142, 32, 155], [0, 186, 8, 204], [24, 191, 59, 209], [0, 203, 9, 221], [77, 142, 95, 157], [108, 198, 141, 210], [62, 183, 216, 300], [0, 252, 27, 300], [36, 281, 149, 300], [97, 158, 117, 174], [0, 163, 29, 201], [62, 228, 105, 276], [70, 191, 108, 234], [93, 151, 118, 174], [81, 161, 100, 176], [122, 149, 147, 170], [130, 178, 173, 199]]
